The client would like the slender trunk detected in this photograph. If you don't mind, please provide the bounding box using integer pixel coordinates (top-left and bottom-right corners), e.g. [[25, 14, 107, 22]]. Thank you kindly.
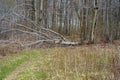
[[64, 0, 68, 35], [91, 0, 98, 43], [51, 0, 56, 30], [105, 0, 109, 41], [59, 0, 63, 33]]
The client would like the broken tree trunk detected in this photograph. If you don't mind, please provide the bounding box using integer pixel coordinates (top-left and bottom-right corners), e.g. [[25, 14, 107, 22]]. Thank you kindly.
[[0, 4, 80, 48]]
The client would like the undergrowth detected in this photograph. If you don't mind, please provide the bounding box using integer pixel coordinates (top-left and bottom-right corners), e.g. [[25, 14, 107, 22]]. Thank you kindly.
[[4, 46, 119, 80], [0, 50, 44, 80]]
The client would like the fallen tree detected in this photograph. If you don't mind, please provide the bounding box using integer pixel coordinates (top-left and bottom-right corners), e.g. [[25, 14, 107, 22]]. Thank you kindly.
[[0, 4, 79, 49]]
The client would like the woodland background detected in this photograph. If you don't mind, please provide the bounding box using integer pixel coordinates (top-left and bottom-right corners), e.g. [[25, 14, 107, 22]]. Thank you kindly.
[[0, 0, 120, 80], [0, 0, 120, 43]]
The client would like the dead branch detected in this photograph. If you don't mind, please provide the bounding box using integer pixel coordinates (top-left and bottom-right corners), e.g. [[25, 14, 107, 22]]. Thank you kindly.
[[41, 28, 68, 41], [12, 12, 68, 41], [4, 18, 52, 39], [0, 3, 80, 48], [1, 29, 39, 36]]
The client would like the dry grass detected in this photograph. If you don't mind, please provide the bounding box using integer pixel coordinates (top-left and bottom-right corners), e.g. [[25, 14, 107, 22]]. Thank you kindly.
[[45, 47, 119, 80], [0, 43, 23, 56], [12, 45, 120, 80]]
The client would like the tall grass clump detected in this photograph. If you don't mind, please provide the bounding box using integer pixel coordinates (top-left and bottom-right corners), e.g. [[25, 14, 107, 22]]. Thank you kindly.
[[45, 47, 120, 80], [10, 46, 120, 80]]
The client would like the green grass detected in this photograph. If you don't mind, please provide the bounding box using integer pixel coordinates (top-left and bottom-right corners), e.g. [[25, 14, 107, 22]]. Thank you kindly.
[[0, 50, 45, 80], [0, 47, 119, 80]]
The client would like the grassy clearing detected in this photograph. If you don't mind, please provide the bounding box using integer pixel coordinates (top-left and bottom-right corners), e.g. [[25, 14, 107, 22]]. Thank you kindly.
[[0, 46, 119, 80], [0, 50, 45, 80]]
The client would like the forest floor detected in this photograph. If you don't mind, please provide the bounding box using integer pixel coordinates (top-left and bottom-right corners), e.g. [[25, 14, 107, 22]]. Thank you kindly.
[[0, 44, 120, 80]]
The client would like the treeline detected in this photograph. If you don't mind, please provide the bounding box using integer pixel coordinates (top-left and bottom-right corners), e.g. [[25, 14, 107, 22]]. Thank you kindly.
[[9, 0, 120, 42]]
